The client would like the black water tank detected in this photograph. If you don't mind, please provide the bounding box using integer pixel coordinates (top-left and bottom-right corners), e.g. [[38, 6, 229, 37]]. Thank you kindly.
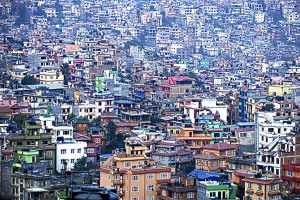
[[71, 186, 118, 200]]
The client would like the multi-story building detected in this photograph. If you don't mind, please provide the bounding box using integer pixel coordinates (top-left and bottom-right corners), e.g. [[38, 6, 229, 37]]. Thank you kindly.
[[194, 143, 241, 172], [197, 181, 239, 200], [243, 174, 282, 200], [120, 110, 151, 126], [159, 76, 193, 99], [282, 163, 300, 195], [99, 140, 172, 200], [255, 112, 299, 176], [159, 176, 197, 200], [151, 139, 193, 170], [95, 92, 115, 116], [7, 124, 56, 174], [56, 141, 87, 172], [11, 171, 52, 200]]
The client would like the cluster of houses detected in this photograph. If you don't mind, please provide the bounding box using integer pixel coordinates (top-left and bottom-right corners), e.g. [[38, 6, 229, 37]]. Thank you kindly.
[[0, 0, 300, 199]]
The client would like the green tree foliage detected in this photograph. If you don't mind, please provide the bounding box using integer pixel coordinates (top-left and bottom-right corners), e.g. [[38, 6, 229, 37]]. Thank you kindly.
[[106, 121, 116, 140], [262, 104, 275, 111], [68, 113, 76, 123], [103, 121, 129, 154], [92, 116, 101, 126], [15, 2, 31, 26], [21, 75, 39, 85], [61, 63, 70, 85], [14, 113, 29, 129], [73, 156, 88, 171]]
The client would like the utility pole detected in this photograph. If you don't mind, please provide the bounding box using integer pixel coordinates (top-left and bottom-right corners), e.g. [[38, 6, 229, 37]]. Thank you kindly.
[[63, 160, 68, 197]]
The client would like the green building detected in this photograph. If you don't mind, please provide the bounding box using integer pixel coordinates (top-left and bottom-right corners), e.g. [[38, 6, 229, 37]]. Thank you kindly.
[[8, 124, 56, 174], [198, 181, 239, 200]]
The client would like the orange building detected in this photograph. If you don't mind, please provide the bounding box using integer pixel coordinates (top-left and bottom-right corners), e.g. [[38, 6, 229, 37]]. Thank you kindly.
[[99, 140, 172, 200], [169, 123, 212, 153], [194, 143, 241, 172]]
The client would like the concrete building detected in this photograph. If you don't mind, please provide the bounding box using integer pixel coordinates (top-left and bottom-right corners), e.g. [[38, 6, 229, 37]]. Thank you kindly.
[[197, 181, 239, 200], [255, 112, 297, 176], [99, 140, 172, 200]]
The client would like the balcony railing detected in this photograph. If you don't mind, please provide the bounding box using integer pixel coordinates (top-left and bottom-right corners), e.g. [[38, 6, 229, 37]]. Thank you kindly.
[[112, 179, 125, 185]]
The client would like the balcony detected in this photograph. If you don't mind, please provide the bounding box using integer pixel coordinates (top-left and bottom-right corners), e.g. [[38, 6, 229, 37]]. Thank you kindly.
[[112, 179, 125, 185], [282, 175, 300, 182], [117, 191, 124, 197], [268, 190, 281, 196], [246, 189, 254, 195]]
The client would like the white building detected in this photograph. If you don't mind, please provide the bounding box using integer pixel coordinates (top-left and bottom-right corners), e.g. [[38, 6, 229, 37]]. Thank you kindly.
[[255, 12, 265, 23], [255, 112, 295, 176], [94, 92, 115, 116], [56, 141, 87, 172]]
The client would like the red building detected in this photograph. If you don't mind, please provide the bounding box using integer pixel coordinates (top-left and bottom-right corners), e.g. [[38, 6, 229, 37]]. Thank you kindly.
[[75, 118, 90, 134], [282, 163, 300, 194]]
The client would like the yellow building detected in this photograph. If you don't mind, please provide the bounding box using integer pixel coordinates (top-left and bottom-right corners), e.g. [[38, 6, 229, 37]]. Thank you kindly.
[[39, 70, 64, 84], [100, 141, 172, 200], [268, 85, 292, 96], [10, 68, 29, 83], [243, 174, 282, 200]]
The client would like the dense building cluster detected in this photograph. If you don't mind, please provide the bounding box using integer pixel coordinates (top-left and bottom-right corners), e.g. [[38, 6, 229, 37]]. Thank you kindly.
[[0, 0, 300, 199]]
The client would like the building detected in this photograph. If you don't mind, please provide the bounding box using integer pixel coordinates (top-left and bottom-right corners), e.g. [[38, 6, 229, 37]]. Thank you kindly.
[[243, 174, 282, 200], [7, 124, 56, 174], [159, 176, 197, 200], [197, 181, 239, 200], [99, 140, 172, 200], [11, 171, 52, 200], [120, 110, 151, 125], [255, 112, 299, 176], [151, 139, 193, 170], [281, 163, 300, 194], [194, 143, 241, 172]]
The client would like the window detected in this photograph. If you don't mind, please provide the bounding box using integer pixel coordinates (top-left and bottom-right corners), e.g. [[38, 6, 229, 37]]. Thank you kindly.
[[146, 196, 154, 200], [212, 161, 217, 166], [95, 138, 100, 143], [71, 159, 75, 163], [288, 170, 292, 176], [108, 174, 111, 180], [87, 148, 94, 153], [124, 162, 132, 168], [61, 149, 66, 154], [160, 173, 168, 179], [187, 192, 194, 198], [210, 192, 216, 197], [146, 185, 154, 191], [131, 186, 139, 192], [131, 198, 139, 200], [162, 190, 166, 196], [46, 151, 52, 156], [132, 175, 139, 181], [77, 149, 81, 153], [269, 185, 276, 190], [248, 183, 252, 189], [71, 149, 75, 154], [17, 141, 22, 145], [258, 184, 262, 190], [147, 174, 154, 180]]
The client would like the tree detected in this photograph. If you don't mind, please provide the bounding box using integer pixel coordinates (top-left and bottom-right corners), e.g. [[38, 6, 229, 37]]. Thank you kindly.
[[103, 120, 129, 154], [262, 104, 275, 112], [21, 75, 39, 85], [106, 121, 116, 140], [92, 116, 101, 126], [73, 156, 88, 171], [68, 113, 76, 124], [61, 63, 69, 86], [14, 113, 29, 129]]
